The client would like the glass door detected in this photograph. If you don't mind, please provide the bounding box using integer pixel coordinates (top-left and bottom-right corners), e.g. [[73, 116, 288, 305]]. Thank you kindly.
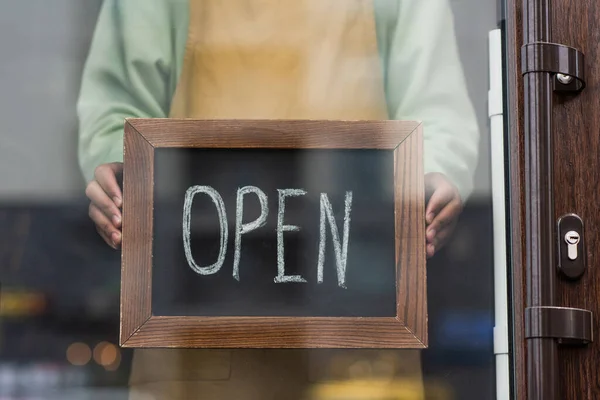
[[0, 1, 512, 399]]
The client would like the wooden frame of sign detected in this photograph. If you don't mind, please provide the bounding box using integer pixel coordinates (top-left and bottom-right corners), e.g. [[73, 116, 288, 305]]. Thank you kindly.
[[120, 119, 426, 349]]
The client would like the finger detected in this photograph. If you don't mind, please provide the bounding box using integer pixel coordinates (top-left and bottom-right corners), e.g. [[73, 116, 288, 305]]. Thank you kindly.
[[89, 203, 119, 239], [94, 163, 123, 208], [425, 187, 455, 225], [96, 226, 117, 250], [98, 227, 122, 250], [89, 203, 122, 249], [433, 221, 458, 252], [426, 243, 435, 259], [426, 227, 436, 243], [86, 181, 122, 228], [112, 230, 122, 249], [428, 200, 462, 235]]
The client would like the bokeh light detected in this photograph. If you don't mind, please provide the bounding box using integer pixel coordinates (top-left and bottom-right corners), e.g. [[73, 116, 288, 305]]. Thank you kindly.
[[66, 343, 91, 366]]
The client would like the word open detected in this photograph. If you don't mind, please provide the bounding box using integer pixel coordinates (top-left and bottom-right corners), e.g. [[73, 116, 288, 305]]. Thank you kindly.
[[182, 186, 353, 288]]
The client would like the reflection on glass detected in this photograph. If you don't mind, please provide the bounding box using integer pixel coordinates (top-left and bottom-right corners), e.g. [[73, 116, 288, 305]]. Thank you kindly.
[[0, 0, 499, 399]]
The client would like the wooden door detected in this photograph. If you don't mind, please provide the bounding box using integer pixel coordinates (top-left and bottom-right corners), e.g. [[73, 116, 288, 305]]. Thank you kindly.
[[506, 0, 600, 398]]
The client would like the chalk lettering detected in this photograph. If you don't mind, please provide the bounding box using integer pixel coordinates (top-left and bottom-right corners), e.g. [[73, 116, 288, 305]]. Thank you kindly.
[[275, 189, 308, 283], [183, 185, 228, 275], [233, 186, 269, 281], [317, 191, 353, 289]]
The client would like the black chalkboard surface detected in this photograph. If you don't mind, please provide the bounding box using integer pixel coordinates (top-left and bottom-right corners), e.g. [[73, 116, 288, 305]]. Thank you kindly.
[[152, 148, 396, 317], [121, 119, 426, 349]]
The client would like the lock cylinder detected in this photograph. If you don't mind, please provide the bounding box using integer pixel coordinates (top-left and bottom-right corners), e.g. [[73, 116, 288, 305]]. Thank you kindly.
[[557, 214, 586, 280]]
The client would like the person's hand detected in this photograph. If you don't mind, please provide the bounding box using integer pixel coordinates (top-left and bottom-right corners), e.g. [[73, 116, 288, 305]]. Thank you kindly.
[[85, 162, 124, 250], [424, 172, 463, 258]]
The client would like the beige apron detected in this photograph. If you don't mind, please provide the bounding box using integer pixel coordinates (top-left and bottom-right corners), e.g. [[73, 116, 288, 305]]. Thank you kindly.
[[130, 1, 424, 399]]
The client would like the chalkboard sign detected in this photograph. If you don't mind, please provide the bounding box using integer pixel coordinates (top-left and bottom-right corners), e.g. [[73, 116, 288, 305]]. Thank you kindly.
[[121, 119, 425, 349]]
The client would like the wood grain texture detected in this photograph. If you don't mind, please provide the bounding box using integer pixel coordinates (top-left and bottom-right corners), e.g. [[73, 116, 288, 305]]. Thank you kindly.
[[394, 125, 426, 345], [123, 317, 427, 349], [120, 122, 153, 344], [506, 0, 527, 398], [120, 119, 425, 349], [510, 0, 600, 397], [551, 1, 600, 399], [127, 119, 418, 149]]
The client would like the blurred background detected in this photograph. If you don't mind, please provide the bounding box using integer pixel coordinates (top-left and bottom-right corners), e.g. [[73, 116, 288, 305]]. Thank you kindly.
[[0, 0, 500, 399]]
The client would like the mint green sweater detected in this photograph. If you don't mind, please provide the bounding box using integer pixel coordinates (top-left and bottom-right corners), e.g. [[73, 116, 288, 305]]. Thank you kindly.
[[77, 0, 479, 200]]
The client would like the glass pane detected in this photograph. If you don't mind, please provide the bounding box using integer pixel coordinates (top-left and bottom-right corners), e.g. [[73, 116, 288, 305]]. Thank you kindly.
[[0, 1, 507, 399]]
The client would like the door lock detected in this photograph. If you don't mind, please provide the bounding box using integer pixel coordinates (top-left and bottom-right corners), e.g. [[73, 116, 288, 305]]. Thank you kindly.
[[557, 214, 586, 280], [564, 231, 580, 260]]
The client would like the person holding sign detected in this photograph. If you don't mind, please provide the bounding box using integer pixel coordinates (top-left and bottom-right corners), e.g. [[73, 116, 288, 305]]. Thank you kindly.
[[78, 0, 479, 399]]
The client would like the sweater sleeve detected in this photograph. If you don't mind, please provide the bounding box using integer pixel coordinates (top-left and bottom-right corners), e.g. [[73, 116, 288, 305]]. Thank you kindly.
[[76, 0, 179, 182], [385, 0, 480, 201]]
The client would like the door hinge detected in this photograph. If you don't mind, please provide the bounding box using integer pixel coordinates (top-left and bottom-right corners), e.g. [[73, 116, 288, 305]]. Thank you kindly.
[[521, 42, 586, 93], [525, 306, 593, 345]]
